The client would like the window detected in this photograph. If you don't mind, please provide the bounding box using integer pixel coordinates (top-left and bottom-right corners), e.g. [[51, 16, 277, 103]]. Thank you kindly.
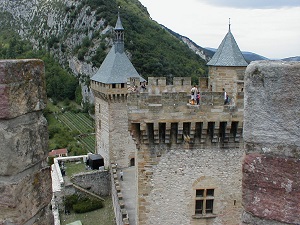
[[195, 189, 214, 215]]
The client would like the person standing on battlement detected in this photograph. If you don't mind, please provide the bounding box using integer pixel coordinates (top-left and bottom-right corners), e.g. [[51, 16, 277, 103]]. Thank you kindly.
[[223, 88, 227, 105], [140, 81, 147, 92], [196, 91, 201, 105], [190, 85, 198, 105], [120, 170, 123, 181]]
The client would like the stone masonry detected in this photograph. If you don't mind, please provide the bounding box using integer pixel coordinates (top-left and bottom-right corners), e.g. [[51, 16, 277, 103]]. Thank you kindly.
[[243, 61, 300, 225], [0, 59, 53, 225], [127, 76, 244, 225]]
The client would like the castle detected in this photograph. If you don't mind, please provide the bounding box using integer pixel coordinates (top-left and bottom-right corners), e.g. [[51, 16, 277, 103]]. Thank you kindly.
[[91, 14, 300, 225], [91, 14, 247, 224], [0, 13, 298, 225]]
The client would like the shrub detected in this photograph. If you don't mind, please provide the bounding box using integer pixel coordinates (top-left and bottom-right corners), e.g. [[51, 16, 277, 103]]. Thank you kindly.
[[64, 194, 103, 213], [73, 198, 103, 213]]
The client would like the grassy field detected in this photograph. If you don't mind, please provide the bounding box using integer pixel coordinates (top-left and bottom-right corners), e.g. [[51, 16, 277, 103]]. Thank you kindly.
[[64, 161, 87, 177], [59, 195, 116, 225]]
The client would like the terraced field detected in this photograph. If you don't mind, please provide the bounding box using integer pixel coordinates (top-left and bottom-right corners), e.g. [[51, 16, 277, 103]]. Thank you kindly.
[[57, 112, 95, 153]]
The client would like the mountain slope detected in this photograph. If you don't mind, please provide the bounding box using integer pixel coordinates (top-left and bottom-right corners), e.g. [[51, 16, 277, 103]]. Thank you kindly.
[[0, 0, 208, 88]]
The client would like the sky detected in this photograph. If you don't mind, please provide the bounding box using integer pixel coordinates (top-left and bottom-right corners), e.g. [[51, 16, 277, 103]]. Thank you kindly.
[[138, 0, 300, 59]]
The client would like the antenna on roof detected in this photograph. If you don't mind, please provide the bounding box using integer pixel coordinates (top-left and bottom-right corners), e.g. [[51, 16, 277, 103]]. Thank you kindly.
[[117, 5, 121, 17], [229, 18, 231, 31]]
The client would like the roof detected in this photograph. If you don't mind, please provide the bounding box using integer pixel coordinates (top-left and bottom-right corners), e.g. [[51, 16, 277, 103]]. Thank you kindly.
[[207, 29, 248, 67], [48, 148, 67, 157], [115, 13, 124, 30], [89, 154, 103, 160], [91, 46, 144, 84], [91, 14, 145, 84]]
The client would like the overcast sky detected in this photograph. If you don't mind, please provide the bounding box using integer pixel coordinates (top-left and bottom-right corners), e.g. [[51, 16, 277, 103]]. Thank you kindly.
[[138, 0, 300, 59]]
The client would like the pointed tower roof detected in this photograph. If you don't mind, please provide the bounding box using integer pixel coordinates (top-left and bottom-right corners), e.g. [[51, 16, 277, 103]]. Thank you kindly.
[[91, 13, 144, 84], [115, 12, 124, 30], [207, 25, 248, 67]]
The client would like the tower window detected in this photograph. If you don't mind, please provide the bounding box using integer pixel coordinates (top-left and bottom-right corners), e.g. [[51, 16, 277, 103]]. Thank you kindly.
[[195, 189, 215, 215]]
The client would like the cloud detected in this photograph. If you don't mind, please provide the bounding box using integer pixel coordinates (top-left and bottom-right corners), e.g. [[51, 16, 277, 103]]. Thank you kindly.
[[199, 0, 300, 9]]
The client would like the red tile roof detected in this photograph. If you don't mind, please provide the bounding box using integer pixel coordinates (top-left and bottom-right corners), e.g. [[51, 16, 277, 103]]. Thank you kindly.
[[48, 148, 68, 157]]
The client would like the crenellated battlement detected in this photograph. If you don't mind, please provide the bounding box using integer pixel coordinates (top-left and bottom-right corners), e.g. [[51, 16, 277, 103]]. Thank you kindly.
[[126, 77, 244, 149], [127, 77, 244, 111]]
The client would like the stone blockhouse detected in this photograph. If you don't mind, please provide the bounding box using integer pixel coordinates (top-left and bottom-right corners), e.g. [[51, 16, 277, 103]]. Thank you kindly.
[[91, 15, 247, 225]]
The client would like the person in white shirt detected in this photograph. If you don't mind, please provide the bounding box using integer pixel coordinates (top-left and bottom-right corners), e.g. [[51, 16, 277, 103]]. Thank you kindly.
[[190, 85, 198, 105]]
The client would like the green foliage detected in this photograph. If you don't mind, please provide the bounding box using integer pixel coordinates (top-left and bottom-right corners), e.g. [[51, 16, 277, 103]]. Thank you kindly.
[[48, 156, 55, 166], [0, 30, 79, 101], [91, 45, 107, 67], [73, 198, 103, 213], [45, 101, 95, 154], [45, 59, 78, 101], [64, 194, 103, 214], [75, 85, 83, 105], [1, 0, 208, 86]]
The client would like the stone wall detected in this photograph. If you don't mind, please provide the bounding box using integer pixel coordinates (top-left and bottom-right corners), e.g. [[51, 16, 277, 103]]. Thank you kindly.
[[243, 61, 300, 225], [136, 146, 244, 225], [0, 59, 53, 225], [94, 95, 110, 167], [110, 164, 129, 225], [71, 170, 110, 196], [208, 66, 246, 99], [93, 93, 137, 168], [127, 80, 245, 224]]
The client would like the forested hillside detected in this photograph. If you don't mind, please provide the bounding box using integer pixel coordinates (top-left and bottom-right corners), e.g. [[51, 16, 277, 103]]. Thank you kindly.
[[0, 0, 208, 98]]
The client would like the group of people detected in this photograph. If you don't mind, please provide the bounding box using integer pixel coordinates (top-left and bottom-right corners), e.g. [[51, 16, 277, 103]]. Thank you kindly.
[[190, 86, 232, 105], [190, 85, 201, 105], [128, 81, 147, 93]]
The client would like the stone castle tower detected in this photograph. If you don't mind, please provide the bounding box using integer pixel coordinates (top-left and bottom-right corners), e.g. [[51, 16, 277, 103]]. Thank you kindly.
[[91, 14, 249, 224], [207, 24, 248, 101], [91, 14, 145, 168]]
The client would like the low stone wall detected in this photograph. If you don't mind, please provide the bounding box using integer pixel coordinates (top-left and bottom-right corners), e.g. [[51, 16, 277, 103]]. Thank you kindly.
[[71, 170, 110, 196], [110, 164, 129, 225]]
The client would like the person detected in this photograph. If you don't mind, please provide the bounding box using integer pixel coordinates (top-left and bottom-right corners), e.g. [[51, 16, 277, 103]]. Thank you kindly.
[[196, 91, 201, 105], [223, 88, 227, 105], [141, 82, 147, 91], [190, 85, 198, 105], [225, 94, 230, 105], [120, 170, 123, 181]]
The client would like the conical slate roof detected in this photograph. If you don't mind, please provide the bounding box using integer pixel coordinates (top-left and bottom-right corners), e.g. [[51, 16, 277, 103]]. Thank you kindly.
[[207, 28, 248, 67], [115, 13, 124, 30], [91, 14, 144, 84], [91, 45, 142, 84]]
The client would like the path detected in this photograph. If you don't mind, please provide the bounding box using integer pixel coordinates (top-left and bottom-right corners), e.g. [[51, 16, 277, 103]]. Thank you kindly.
[[118, 166, 136, 225]]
